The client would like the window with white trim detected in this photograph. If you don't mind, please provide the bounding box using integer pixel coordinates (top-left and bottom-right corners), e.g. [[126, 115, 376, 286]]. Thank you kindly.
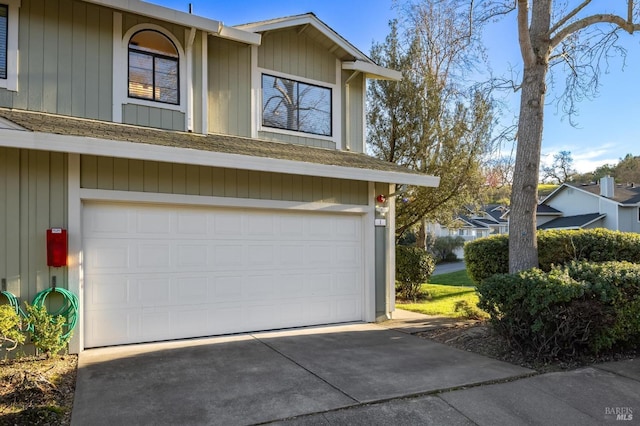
[[0, 0, 18, 91], [262, 74, 332, 137], [0, 5, 7, 79], [128, 30, 179, 105]]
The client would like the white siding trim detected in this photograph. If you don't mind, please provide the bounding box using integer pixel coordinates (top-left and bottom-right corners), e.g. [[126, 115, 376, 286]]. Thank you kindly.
[[200, 32, 208, 134], [0, 0, 20, 91], [386, 183, 396, 317], [250, 45, 259, 138], [361, 76, 367, 154], [0, 128, 440, 187], [364, 182, 376, 322], [67, 154, 82, 354], [79, 188, 369, 214], [185, 27, 196, 132], [112, 12, 123, 122], [333, 59, 342, 150]]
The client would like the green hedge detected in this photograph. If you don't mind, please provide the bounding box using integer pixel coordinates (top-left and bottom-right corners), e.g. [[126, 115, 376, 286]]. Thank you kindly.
[[477, 261, 640, 359], [464, 229, 640, 284], [396, 246, 435, 301]]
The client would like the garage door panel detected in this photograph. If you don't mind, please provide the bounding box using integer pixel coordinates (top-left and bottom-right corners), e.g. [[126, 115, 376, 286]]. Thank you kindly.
[[137, 244, 172, 269], [83, 202, 364, 347], [177, 244, 208, 267], [279, 216, 304, 237], [212, 244, 244, 268], [86, 241, 130, 270], [248, 244, 275, 266], [244, 273, 276, 300], [139, 277, 171, 305], [177, 212, 207, 234], [86, 275, 132, 307], [213, 275, 244, 299], [212, 212, 243, 236], [280, 245, 304, 265]]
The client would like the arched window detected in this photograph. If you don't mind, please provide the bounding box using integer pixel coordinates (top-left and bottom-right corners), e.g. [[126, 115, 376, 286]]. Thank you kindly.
[[128, 30, 179, 105]]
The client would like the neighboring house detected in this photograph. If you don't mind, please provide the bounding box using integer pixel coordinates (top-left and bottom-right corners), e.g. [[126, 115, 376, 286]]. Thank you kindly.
[[537, 176, 640, 231], [0, 1, 439, 352], [425, 205, 507, 258]]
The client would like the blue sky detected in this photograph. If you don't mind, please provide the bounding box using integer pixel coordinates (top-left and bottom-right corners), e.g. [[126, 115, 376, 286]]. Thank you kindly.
[[151, 0, 640, 173]]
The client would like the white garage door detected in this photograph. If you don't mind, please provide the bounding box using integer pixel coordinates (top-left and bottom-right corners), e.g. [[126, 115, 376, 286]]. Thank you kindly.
[[83, 202, 364, 347]]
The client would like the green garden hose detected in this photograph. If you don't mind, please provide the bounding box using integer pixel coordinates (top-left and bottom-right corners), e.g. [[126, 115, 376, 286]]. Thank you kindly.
[[32, 287, 79, 339], [0, 291, 26, 317]]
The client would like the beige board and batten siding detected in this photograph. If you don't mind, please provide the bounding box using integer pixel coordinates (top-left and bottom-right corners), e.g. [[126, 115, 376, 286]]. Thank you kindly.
[[79, 155, 369, 205], [258, 28, 336, 84], [207, 37, 251, 137], [122, 104, 185, 132], [0, 148, 68, 303], [0, 0, 113, 120]]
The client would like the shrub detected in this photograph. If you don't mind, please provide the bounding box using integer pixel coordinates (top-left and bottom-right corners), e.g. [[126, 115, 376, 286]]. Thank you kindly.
[[464, 234, 509, 284], [396, 246, 435, 301], [25, 304, 71, 358], [453, 300, 486, 320], [0, 305, 25, 352], [465, 229, 640, 284], [430, 236, 465, 262], [477, 261, 640, 359]]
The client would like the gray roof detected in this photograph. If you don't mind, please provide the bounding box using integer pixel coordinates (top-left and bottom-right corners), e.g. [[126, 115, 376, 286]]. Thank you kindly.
[[459, 215, 490, 230], [566, 183, 640, 204], [483, 205, 509, 222], [537, 204, 562, 214], [537, 213, 605, 230], [0, 108, 429, 179]]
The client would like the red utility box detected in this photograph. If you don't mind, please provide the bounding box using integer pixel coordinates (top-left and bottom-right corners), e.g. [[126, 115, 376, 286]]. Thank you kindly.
[[46, 228, 68, 267]]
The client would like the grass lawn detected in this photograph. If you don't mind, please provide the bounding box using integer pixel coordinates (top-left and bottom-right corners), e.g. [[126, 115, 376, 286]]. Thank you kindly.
[[428, 269, 474, 287], [398, 283, 485, 319], [399, 269, 486, 319]]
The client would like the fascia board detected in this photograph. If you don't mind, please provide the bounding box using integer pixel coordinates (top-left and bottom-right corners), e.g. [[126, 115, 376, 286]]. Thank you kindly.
[[83, 0, 260, 44], [217, 25, 261, 45], [342, 61, 402, 81], [0, 129, 440, 187]]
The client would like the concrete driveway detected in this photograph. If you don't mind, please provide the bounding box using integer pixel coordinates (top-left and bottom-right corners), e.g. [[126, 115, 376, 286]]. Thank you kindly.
[[71, 323, 531, 425]]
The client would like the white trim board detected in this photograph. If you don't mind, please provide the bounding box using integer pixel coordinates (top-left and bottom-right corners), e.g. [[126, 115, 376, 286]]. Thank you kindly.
[[79, 188, 370, 214], [0, 128, 440, 187], [83, 0, 260, 45]]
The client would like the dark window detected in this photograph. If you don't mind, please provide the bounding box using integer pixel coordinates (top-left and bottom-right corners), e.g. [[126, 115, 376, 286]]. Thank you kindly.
[[0, 5, 8, 80], [128, 30, 179, 104], [262, 74, 331, 136]]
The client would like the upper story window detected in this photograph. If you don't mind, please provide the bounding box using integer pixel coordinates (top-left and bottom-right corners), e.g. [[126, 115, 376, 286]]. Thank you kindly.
[[128, 30, 179, 105], [0, 5, 8, 79], [262, 74, 332, 137], [0, 0, 19, 91]]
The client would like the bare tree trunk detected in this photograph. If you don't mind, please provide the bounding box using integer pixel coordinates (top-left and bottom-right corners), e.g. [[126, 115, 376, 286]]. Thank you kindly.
[[509, 64, 547, 273], [509, 0, 551, 273]]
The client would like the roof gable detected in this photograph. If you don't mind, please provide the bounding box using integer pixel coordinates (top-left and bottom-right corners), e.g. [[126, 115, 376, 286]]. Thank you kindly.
[[235, 13, 401, 81], [543, 182, 640, 206]]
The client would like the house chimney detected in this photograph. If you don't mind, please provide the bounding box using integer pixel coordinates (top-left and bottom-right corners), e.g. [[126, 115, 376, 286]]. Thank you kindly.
[[600, 176, 615, 198]]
